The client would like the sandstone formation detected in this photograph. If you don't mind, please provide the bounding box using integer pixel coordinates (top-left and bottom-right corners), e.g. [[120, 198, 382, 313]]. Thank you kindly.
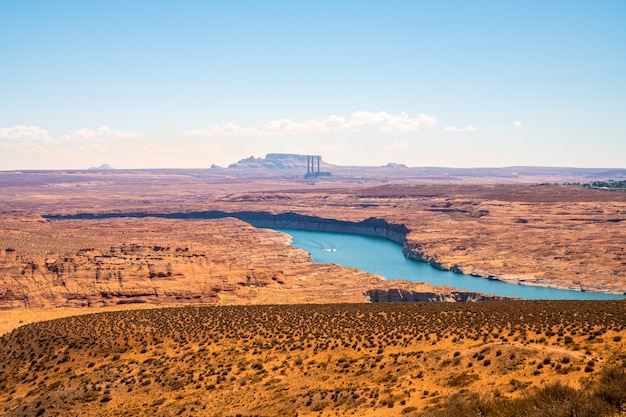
[[0, 216, 501, 311], [365, 287, 505, 302], [0, 170, 625, 302], [210, 184, 626, 294]]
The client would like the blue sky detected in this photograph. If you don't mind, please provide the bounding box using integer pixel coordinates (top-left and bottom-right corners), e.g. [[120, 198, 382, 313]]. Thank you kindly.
[[1, 1, 624, 169]]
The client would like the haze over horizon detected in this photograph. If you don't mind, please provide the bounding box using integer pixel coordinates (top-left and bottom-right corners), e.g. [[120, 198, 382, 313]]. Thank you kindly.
[[1, 1, 625, 170]]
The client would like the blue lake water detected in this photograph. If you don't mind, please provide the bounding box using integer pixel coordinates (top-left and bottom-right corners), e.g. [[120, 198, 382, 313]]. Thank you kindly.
[[274, 228, 624, 300]]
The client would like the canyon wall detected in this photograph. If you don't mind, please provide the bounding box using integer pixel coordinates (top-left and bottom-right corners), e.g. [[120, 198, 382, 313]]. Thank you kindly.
[[241, 212, 410, 244], [3, 216, 509, 310], [43, 211, 466, 278], [44, 211, 411, 244]]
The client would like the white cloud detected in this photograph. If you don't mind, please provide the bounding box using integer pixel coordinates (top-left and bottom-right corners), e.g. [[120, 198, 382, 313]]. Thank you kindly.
[[62, 125, 142, 142], [513, 120, 523, 128], [183, 111, 437, 137], [262, 115, 348, 135], [323, 115, 347, 128], [347, 111, 436, 131], [0, 125, 145, 169], [386, 142, 411, 151], [0, 125, 51, 142], [114, 131, 143, 140], [443, 124, 477, 133]]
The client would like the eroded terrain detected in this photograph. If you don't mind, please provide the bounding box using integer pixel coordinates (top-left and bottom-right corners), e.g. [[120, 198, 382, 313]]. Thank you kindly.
[[0, 215, 496, 331], [232, 183, 626, 294], [0, 171, 624, 320], [1, 170, 625, 416]]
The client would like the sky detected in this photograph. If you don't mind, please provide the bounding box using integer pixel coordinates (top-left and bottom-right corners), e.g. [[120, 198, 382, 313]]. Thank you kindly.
[[1, 1, 625, 170]]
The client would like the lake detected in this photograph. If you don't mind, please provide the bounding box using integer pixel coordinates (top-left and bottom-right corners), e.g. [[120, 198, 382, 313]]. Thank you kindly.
[[274, 228, 624, 300]]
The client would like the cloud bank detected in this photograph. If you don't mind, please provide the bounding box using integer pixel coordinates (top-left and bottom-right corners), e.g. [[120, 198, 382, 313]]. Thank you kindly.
[[443, 124, 477, 133], [0, 125, 51, 142], [183, 111, 437, 137], [0, 125, 142, 143]]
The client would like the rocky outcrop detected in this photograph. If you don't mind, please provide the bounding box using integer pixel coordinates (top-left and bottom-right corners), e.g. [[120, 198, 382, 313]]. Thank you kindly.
[[0, 218, 310, 308], [366, 288, 509, 302], [0, 216, 513, 309], [1, 244, 225, 308], [402, 242, 448, 270], [38, 207, 626, 295], [244, 213, 410, 244], [401, 242, 472, 275]]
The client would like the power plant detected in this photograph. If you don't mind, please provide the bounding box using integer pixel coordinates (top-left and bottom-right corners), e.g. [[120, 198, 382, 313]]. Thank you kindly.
[[305, 155, 331, 178]]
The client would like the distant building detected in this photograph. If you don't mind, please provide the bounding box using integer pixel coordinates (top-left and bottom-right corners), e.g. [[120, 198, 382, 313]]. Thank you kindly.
[[304, 155, 331, 178]]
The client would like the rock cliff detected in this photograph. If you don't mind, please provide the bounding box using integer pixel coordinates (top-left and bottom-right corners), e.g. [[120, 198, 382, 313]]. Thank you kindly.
[[0, 217, 501, 309], [3, 172, 624, 297], [366, 288, 506, 302], [43, 209, 626, 294], [44, 211, 411, 244]]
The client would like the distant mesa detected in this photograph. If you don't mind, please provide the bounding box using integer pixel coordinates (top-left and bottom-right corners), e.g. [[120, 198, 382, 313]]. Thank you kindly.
[[229, 153, 332, 178], [229, 153, 320, 170], [223, 155, 626, 182], [88, 163, 114, 170]]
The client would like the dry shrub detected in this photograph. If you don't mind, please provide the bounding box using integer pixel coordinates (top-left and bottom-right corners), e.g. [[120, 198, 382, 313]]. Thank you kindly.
[[595, 365, 626, 411], [419, 381, 616, 417]]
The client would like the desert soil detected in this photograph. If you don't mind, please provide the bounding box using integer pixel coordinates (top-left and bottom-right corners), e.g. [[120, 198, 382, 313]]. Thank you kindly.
[[1, 301, 624, 416]]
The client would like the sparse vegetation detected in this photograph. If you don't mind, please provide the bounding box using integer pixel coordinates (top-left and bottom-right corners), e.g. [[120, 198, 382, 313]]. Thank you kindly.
[[0, 301, 624, 416], [417, 380, 620, 417]]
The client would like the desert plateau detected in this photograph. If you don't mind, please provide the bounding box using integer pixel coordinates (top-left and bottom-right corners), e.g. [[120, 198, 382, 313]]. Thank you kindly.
[[4, 2, 626, 415], [0, 163, 625, 416]]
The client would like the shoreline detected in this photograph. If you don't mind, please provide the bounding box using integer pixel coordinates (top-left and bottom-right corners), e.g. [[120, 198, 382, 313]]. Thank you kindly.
[[43, 210, 626, 296]]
